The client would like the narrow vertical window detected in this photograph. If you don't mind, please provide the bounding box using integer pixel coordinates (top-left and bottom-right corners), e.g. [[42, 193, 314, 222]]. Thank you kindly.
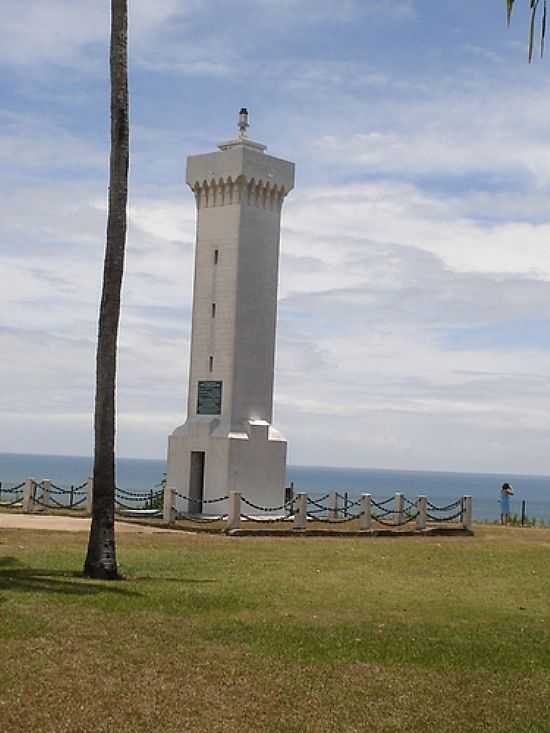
[[209, 356, 214, 372], [214, 249, 219, 264], [211, 303, 216, 318]]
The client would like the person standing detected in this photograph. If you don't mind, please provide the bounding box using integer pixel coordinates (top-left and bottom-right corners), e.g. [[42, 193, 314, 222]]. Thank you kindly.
[[500, 482, 514, 526]]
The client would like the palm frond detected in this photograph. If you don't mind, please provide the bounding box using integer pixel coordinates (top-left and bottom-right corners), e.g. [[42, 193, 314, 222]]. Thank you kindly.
[[508, 0, 547, 60], [528, 0, 541, 62], [528, 1, 538, 62], [507, 0, 515, 26], [542, 0, 547, 57]]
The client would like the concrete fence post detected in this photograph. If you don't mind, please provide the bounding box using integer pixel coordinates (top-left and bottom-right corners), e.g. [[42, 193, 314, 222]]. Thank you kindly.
[[293, 493, 307, 530], [227, 491, 241, 531], [85, 477, 93, 515], [23, 478, 34, 513], [359, 493, 372, 530], [416, 495, 427, 531], [41, 479, 51, 513], [163, 486, 175, 526], [328, 490, 338, 520], [395, 492, 404, 525], [462, 496, 473, 531]]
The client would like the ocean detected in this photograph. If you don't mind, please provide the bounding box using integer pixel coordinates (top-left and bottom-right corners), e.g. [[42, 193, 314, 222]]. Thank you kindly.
[[1, 452, 549, 522]]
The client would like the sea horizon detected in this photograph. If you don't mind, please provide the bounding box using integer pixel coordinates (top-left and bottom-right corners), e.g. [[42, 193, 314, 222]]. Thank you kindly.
[[2, 449, 550, 482], [1, 450, 550, 522]]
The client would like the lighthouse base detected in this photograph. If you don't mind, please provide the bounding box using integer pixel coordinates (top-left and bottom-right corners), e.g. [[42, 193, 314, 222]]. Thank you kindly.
[[166, 418, 287, 516]]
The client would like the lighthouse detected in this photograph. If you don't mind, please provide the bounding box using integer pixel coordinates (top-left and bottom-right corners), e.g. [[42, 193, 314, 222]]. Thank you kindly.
[[166, 110, 295, 514]]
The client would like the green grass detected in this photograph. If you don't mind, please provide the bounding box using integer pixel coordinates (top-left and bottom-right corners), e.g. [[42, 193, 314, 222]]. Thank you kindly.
[[1, 525, 550, 732]]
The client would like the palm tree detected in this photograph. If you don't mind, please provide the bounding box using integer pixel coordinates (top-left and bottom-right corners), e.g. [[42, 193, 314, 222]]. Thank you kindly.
[[84, 0, 129, 580], [507, 1, 547, 61]]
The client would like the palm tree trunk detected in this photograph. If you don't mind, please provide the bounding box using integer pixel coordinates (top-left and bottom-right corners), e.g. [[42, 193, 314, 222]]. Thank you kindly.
[[84, 0, 129, 579]]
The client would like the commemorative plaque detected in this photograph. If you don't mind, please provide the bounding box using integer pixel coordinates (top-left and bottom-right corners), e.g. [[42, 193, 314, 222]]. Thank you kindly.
[[197, 380, 223, 415]]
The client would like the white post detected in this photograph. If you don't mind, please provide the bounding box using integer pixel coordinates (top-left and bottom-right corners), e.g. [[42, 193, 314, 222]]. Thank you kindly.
[[328, 490, 338, 521], [22, 478, 34, 513], [85, 477, 93, 515], [462, 496, 473, 531], [41, 479, 50, 513], [395, 492, 404, 525], [227, 491, 241, 531], [163, 486, 175, 526], [359, 493, 372, 530], [416, 495, 427, 531], [293, 493, 307, 530]]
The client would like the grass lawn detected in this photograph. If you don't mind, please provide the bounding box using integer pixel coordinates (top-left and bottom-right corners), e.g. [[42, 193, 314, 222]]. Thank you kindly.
[[1, 524, 550, 732]]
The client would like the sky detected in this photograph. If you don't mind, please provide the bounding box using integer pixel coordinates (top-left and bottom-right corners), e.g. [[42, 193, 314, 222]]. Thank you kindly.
[[2, 1, 550, 474]]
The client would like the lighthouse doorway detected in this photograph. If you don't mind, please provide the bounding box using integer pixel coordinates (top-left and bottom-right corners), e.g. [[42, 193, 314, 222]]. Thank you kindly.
[[189, 451, 205, 514]]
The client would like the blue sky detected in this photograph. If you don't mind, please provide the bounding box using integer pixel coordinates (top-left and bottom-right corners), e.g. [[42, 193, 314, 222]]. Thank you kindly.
[[2, 0, 550, 474]]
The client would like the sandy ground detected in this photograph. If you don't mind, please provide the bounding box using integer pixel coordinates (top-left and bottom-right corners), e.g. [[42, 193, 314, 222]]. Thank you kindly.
[[0, 513, 176, 534]]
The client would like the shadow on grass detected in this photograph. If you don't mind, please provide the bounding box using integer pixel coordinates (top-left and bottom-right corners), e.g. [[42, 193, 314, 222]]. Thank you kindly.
[[0, 556, 140, 598], [128, 575, 217, 584]]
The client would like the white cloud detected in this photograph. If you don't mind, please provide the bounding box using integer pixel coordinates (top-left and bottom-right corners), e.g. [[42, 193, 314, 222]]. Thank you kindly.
[[0, 112, 105, 171], [0, 0, 193, 66], [281, 182, 550, 282], [262, 63, 550, 187], [315, 127, 550, 186], [0, 0, 415, 73], [4, 1, 550, 475], [3, 159, 550, 470]]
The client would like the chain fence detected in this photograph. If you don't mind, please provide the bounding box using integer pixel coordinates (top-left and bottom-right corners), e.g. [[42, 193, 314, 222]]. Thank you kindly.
[[373, 512, 419, 527], [0, 477, 165, 515], [426, 509, 464, 523], [173, 490, 229, 505], [306, 511, 365, 524], [0, 481, 24, 507], [241, 496, 291, 512], [0, 477, 470, 532]]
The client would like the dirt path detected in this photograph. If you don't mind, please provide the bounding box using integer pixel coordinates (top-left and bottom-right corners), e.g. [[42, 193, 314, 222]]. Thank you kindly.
[[0, 513, 176, 534]]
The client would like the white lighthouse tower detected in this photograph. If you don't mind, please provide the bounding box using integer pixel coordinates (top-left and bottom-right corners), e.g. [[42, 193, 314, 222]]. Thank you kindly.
[[166, 110, 295, 515]]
